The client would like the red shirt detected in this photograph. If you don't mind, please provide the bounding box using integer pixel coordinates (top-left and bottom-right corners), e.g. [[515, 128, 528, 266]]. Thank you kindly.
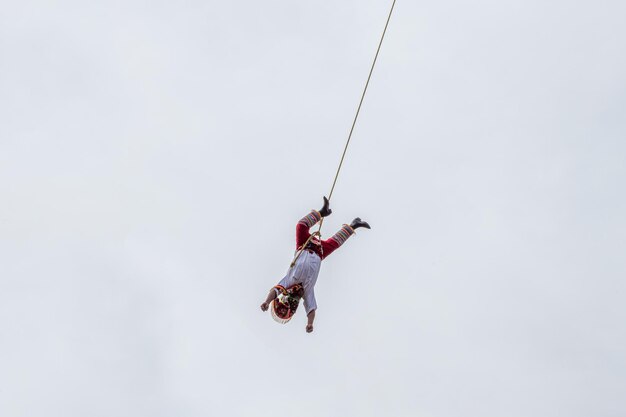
[[296, 223, 341, 260]]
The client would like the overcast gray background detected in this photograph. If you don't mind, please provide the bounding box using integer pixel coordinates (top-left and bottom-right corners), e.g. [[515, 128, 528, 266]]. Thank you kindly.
[[1, 0, 625, 416]]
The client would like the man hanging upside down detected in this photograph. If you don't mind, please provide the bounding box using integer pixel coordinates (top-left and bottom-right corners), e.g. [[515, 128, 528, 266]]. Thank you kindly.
[[260, 197, 370, 333]]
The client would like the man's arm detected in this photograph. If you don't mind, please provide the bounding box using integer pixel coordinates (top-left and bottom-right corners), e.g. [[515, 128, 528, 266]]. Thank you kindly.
[[306, 309, 315, 333], [260, 288, 277, 311]]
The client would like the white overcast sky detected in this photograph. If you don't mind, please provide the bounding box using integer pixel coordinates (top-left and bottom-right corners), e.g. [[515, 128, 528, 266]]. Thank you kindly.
[[1, 0, 625, 416]]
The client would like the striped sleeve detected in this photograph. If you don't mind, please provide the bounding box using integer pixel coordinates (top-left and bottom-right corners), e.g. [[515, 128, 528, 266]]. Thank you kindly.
[[298, 210, 322, 228], [330, 224, 355, 247]]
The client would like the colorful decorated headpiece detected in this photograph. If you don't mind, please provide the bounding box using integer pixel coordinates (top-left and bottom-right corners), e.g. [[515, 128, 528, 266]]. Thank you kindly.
[[270, 284, 304, 324]]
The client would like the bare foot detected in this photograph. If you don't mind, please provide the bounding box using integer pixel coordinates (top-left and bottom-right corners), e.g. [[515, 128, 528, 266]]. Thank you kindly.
[[260, 302, 269, 312], [306, 324, 314, 333]]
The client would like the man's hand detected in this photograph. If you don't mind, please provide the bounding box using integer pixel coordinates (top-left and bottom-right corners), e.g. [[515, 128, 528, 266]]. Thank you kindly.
[[261, 289, 277, 312], [306, 309, 316, 333]]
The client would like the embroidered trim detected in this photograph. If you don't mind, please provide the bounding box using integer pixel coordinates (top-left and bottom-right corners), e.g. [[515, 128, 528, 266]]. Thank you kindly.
[[331, 224, 355, 246], [298, 210, 322, 228]]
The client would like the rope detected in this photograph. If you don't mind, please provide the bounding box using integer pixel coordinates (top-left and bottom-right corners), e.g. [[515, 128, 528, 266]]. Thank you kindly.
[[290, 0, 396, 268], [290, 231, 319, 268], [317, 0, 397, 234]]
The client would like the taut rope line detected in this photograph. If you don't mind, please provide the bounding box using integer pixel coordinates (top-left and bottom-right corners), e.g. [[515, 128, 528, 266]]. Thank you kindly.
[[317, 0, 397, 234], [291, 0, 396, 268]]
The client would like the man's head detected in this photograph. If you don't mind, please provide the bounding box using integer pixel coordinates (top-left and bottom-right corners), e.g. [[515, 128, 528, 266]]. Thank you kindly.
[[270, 284, 304, 324], [270, 298, 294, 323]]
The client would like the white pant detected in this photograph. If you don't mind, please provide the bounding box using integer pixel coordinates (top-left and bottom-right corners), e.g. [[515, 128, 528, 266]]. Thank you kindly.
[[276, 250, 321, 314]]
